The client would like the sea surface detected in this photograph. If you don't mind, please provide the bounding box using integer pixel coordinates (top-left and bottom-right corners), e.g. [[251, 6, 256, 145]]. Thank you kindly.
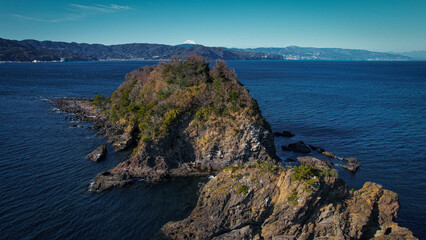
[[0, 61, 425, 239]]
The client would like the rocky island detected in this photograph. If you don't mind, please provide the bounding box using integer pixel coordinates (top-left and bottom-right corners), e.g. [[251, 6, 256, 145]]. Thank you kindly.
[[55, 55, 417, 239], [56, 55, 279, 191]]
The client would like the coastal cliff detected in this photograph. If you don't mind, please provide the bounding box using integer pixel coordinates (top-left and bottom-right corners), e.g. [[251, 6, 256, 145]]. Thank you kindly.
[[57, 55, 278, 191], [162, 163, 417, 239]]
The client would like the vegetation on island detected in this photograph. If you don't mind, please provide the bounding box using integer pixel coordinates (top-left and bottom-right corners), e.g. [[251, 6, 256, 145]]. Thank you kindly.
[[90, 55, 265, 149], [291, 164, 338, 192]]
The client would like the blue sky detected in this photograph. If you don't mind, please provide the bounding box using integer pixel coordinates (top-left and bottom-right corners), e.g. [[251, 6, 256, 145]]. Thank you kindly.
[[1, 0, 425, 52]]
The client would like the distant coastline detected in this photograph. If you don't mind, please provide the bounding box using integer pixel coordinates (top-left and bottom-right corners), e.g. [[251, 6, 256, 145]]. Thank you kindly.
[[1, 37, 419, 62], [3, 59, 426, 64]]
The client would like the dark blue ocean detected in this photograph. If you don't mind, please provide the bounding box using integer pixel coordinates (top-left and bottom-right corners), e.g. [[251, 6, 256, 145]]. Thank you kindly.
[[0, 61, 425, 239]]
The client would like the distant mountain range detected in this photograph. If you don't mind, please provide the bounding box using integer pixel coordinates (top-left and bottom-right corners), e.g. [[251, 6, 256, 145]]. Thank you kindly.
[[0, 37, 419, 62], [0, 38, 281, 62], [230, 46, 414, 61]]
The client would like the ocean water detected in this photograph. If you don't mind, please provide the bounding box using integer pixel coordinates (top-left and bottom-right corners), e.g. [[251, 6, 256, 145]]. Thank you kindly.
[[0, 61, 425, 239]]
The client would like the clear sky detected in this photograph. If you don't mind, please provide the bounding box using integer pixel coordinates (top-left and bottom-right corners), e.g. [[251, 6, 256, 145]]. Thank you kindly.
[[1, 0, 425, 52]]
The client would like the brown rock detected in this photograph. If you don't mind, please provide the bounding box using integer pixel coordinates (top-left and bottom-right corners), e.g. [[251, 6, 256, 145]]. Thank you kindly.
[[90, 170, 132, 191], [342, 163, 360, 172], [86, 144, 107, 162], [322, 151, 335, 158], [343, 157, 359, 164], [162, 166, 418, 240]]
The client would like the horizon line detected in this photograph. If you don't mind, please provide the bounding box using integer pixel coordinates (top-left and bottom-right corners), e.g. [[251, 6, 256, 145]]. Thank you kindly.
[[2, 36, 425, 53]]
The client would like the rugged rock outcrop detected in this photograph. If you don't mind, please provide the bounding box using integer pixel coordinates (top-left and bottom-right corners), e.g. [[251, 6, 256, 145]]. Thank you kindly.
[[56, 56, 279, 191], [297, 156, 333, 170], [55, 98, 138, 151], [86, 144, 107, 162], [162, 162, 417, 240], [282, 141, 311, 153], [341, 163, 360, 172], [341, 157, 360, 172]]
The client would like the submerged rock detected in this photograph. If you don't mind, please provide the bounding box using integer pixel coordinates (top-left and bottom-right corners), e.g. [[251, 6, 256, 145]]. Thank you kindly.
[[322, 151, 335, 158], [297, 156, 333, 170], [309, 144, 319, 151], [282, 141, 311, 153], [342, 163, 360, 172], [274, 131, 295, 137], [86, 144, 107, 162], [162, 164, 417, 239], [343, 157, 359, 164]]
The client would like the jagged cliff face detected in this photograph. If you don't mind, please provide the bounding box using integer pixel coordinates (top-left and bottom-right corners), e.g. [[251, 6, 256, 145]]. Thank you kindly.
[[90, 55, 278, 191], [162, 164, 417, 240]]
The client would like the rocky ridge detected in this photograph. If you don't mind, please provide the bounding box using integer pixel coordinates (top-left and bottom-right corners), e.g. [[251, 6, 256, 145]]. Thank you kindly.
[[162, 163, 417, 239]]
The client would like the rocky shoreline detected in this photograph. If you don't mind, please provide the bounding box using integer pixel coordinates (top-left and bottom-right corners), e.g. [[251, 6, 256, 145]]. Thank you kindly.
[[55, 98, 138, 152], [162, 163, 417, 239]]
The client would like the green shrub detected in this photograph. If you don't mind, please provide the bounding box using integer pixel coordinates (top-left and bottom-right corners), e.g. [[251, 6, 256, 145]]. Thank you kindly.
[[231, 173, 243, 180], [223, 164, 244, 173], [255, 160, 280, 174], [292, 164, 315, 181], [162, 108, 182, 129], [91, 94, 109, 108], [291, 164, 338, 193], [288, 189, 298, 205], [237, 185, 249, 195], [318, 168, 338, 178]]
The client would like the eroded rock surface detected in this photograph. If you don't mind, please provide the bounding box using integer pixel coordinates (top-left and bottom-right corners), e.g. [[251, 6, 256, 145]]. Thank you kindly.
[[162, 163, 417, 240]]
